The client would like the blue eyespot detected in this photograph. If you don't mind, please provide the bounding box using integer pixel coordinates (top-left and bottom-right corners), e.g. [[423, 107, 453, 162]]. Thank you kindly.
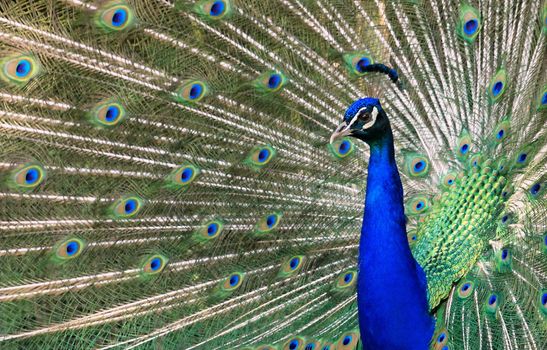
[[442, 347, 449, 350], [25, 168, 40, 185], [497, 129, 504, 139], [413, 160, 425, 172], [502, 215, 508, 223], [460, 144, 469, 154], [111, 9, 128, 27], [447, 179, 454, 185], [488, 294, 497, 305], [339, 140, 350, 154], [289, 340, 299, 350], [207, 223, 219, 236], [189, 84, 203, 100], [462, 283, 470, 292], [416, 201, 424, 210], [356, 57, 371, 72], [464, 19, 479, 35], [411, 235, 417, 241], [492, 82, 504, 96], [305, 343, 315, 350], [531, 183, 541, 195], [437, 333, 446, 343], [229, 274, 240, 287], [542, 293, 547, 306], [180, 167, 194, 183], [322, 347, 330, 350], [342, 335, 352, 346], [501, 249, 508, 260], [150, 257, 162, 271], [518, 153, 527, 163], [124, 199, 137, 214], [542, 92, 547, 105], [65, 241, 80, 256], [289, 257, 300, 270], [210, 1, 226, 16], [105, 106, 120, 122], [268, 74, 282, 89], [15, 59, 31, 77], [258, 149, 270, 163], [344, 273, 353, 283], [266, 214, 277, 228]]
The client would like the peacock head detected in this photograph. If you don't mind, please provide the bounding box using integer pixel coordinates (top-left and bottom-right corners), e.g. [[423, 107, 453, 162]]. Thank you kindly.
[[330, 97, 390, 145]]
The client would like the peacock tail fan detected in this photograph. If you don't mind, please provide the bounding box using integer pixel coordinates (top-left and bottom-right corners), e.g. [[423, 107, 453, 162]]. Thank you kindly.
[[0, 0, 545, 349]]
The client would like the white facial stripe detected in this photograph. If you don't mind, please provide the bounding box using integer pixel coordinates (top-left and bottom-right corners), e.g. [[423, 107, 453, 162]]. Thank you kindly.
[[363, 106, 378, 129], [346, 113, 360, 130]]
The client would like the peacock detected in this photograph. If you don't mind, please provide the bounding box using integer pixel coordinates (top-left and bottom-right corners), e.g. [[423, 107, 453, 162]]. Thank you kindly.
[[0, 0, 546, 349]]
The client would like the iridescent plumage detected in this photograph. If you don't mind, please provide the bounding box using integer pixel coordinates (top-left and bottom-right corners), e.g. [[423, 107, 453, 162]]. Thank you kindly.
[[0, 1, 545, 349]]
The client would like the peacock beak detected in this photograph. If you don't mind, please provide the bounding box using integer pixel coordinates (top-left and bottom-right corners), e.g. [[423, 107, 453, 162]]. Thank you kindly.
[[330, 121, 352, 144]]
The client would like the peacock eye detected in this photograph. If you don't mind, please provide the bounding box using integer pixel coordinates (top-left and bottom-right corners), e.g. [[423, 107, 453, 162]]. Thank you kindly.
[[358, 112, 372, 122]]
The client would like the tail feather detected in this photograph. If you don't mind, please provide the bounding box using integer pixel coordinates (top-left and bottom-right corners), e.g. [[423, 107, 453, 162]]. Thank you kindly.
[[0, 0, 545, 349]]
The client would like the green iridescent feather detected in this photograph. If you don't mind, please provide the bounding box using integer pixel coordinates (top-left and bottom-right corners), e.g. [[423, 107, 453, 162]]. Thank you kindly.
[[0, 1, 545, 349]]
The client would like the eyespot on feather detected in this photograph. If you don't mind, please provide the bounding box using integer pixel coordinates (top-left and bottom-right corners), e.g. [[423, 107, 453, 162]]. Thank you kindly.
[[407, 229, 419, 249], [255, 212, 282, 234], [196, 219, 224, 241], [539, 289, 547, 316], [246, 145, 276, 168], [254, 71, 287, 92], [492, 117, 510, 143], [221, 272, 244, 292], [528, 181, 544, 199], [319, 342, 335, 350], [176, 80, 208, 103], [97, 2, 135, 31], [283, 336, 305, 350], [141, 254, 168, 275], [469, 153, 482, 168], [432, 329, 449, 350], [495, 247, 512, 272], [456, 129, 473, 158], [335, 269, 357, 289], [484, 292, 502, 315], [441, 172, 458, 189], [53, 237, 85, 261], [403, 152, 430, 178], [336, 330, 359, 350], [9, 162, 46, 190], [488, 68, 508, 103], [328, 138, 355, 159], [303, 339, 320, 350], [90, 100, 126, 127], [538, 85, 547, 110], [194, 0, 232, 19], [457, 280, 475, 299], [279, 255, 305, 277], [166, 164, 200, 189], [512, 143, 536, 169], [1, 54, 41, 84], [110, 195, 143, 218], [405, 195, 430, 216], [457, 4, 481, 42], [343, 51, 375, 76]]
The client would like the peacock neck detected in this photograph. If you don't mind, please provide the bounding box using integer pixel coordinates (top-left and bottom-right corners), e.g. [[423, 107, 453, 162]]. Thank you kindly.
[[357, 126, 434, 349]]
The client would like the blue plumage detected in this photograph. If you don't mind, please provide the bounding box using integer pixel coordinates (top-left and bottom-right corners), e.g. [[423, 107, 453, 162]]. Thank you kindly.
[[335, 98, 434, 349]]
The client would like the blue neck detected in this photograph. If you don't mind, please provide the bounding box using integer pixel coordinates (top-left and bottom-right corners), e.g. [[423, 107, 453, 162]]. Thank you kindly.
[[357, 128, 434, 349]]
